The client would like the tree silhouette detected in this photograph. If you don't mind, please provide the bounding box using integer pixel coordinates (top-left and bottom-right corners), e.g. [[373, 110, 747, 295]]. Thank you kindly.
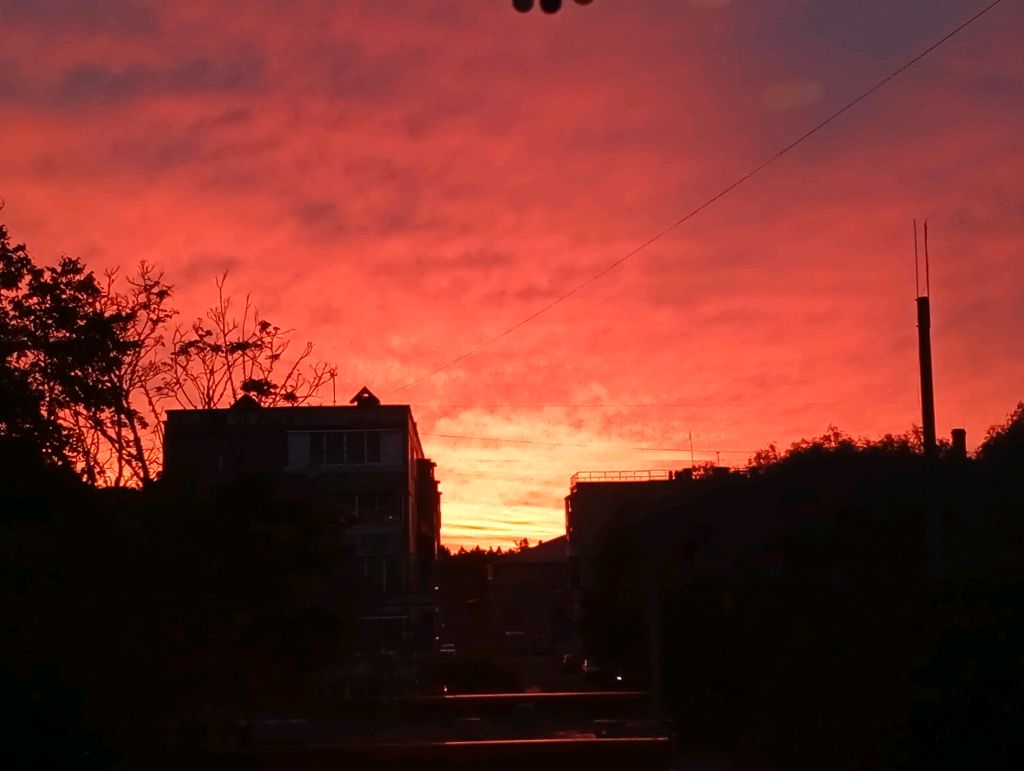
[[2, 221, 337, 484], [1, 224, 138, 477], [977, 400, 1024, 465], [160, 272, 336, 409], [61, 263, 176, 485]]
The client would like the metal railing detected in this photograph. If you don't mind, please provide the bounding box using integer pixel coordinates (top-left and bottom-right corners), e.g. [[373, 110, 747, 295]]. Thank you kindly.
[[570, 469, 674, 487], [570, 466, 748, 490]]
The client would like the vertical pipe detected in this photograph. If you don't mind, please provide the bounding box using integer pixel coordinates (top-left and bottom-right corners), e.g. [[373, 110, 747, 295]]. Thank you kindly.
[[951, 428, 967, 460], [917, 296, 937, 455]]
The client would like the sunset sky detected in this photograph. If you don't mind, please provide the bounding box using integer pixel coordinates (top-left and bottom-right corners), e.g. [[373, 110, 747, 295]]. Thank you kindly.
[[2, 0, 1022, 547]]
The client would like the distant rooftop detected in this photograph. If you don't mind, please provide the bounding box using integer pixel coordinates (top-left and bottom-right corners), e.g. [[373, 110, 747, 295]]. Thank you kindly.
[[165, 387, 412, 417], [570, 469, 675, 488], [569, 467, 738, 491]]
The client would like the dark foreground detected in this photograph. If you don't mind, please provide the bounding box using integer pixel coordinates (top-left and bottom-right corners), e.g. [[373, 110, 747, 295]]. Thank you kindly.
[[213, 737, 671, 771], [202, 691, 672, 770]]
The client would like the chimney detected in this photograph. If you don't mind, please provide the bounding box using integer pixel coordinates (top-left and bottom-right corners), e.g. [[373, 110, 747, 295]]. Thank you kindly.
[[951, 428, 967, 460]]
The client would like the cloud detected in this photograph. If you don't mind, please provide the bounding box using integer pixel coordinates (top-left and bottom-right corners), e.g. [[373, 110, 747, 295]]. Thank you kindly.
[[57, 63, 153, 106], [54, 53, 265, 108], [293, 200, 344, 230], [0, 0, 158, 34], [326, 42, 424, 103], [176, 252, 243, 285], [761, 79, 824, 111], [798, 0, 974, 59]]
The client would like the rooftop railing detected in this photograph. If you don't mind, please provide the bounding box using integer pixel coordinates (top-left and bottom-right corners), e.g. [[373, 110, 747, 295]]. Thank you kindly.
[[570, 466, 745, 490], [570, 469, 675, 487]]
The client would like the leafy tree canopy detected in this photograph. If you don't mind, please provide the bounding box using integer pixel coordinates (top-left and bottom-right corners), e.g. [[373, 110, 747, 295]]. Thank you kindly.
[[0, 224, 137, 472]]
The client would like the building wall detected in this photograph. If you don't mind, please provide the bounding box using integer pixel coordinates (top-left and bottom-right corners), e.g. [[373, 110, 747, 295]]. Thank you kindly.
[[163, 400, 440, 598], [565, 476, 702, 591]]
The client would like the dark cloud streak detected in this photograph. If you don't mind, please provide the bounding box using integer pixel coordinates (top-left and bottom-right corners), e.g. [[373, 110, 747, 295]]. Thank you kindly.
[[55, 52, 266, 108], [0, 0, 159, 35]]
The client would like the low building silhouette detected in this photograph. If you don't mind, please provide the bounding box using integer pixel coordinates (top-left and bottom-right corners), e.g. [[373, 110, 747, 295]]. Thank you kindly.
[[488, 536, 573, 657], [565, 467, 732, 590]]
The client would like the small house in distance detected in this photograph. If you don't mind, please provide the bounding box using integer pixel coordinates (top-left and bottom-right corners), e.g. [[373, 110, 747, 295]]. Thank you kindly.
[[162, 386, 441, 658], [488, 535, 574, 658]]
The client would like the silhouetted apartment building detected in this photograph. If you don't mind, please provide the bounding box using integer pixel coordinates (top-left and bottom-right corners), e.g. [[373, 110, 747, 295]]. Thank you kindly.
[[163, 387, 441, 660], [565, 468, 732, 589]]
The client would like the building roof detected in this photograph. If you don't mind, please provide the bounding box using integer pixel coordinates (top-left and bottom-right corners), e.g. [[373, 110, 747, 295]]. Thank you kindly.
[[165, 396, 420, 440], [350, 386, 381, 407]]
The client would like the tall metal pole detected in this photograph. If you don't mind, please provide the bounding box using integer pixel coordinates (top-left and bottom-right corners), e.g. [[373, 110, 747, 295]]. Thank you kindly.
[[917, 295, 937, 455]]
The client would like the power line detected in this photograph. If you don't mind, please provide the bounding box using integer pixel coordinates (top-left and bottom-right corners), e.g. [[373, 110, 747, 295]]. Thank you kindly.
[[392, 0, 1005, 394]]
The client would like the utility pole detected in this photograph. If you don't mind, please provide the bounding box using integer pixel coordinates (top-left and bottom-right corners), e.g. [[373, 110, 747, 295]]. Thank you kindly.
[[914, 219, 937, 456]]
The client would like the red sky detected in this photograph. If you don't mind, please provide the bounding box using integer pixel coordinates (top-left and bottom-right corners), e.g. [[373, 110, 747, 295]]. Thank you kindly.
[[2, 0, 1022, 547]]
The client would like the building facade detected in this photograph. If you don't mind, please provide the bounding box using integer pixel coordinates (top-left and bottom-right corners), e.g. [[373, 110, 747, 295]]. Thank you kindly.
[[565, 468, 734, 590], [488, 536, 574, 659], [163, 387, 441, 663]]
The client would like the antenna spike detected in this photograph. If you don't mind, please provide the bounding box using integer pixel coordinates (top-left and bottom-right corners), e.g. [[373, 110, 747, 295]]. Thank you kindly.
[[924, 219, 931, 297], [913, 219, 920, 297]]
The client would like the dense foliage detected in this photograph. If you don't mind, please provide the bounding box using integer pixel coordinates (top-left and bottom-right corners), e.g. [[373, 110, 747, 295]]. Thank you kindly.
[[1, 225, 141, 478], [583, 416, 1024, 769]]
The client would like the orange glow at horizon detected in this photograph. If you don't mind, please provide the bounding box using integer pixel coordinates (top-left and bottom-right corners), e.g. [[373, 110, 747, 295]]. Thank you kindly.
[[2, 1, 1022, 549]]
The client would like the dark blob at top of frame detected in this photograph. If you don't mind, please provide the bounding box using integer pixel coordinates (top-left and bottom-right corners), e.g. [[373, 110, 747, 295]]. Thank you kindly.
[[513, 0, 596, 14]]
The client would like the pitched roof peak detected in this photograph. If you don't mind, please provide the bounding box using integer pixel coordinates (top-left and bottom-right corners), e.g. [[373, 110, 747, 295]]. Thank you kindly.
[[350, 386, 381, 407]]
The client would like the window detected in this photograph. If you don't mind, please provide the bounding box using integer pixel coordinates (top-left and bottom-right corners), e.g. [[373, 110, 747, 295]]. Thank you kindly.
[[357, 491, 378, 515], [385, 557, 403, 593], [350, 491, 399, 524], [366, 432, 381, 463], [360, 557, 404, 594], [325, 433, 346, 464], [301, 431, 385, 467], [346, 432, 365, 464], [334, 491, 357, 519]]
